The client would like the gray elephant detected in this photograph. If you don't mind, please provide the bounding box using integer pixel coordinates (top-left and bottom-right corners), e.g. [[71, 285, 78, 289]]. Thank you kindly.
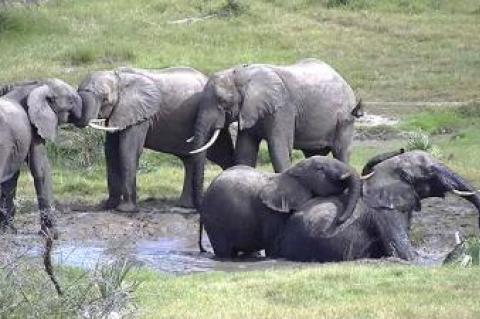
[[201, 156, 362, 257], [77, 67, 234, 212], [202, 150, 480, 261], [190, 58, 362, 209], [0, 79, 83, 233]]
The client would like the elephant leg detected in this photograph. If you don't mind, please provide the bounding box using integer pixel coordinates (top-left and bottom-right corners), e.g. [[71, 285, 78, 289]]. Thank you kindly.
[[302, 147, 331, 158], [28, 137, 57, 237], [116, 122, 149, 213], [101, 132, 122, 209], [234, 131, 260, 167], [373, 210, 415, 260], [332, 121, 354, 163], [178, 156, 195, 208], [0, 171, 20, 232]]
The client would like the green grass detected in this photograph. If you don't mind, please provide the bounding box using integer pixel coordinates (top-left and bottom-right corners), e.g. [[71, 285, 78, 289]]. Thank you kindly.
[[133, 265, 480, 319], [0, 0, 479, 101]]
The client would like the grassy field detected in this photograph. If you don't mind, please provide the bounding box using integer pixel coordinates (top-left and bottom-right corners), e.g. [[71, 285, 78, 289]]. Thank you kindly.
[[0, 0, 479, 101], [133, 264, 480, 319]]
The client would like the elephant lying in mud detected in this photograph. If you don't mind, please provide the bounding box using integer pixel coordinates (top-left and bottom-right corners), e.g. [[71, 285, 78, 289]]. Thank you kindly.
[[201, 156, 362, 257], [77, 67, 234, 212], [201, 150, 480, 261], [0, 79, 83, 234], [189, 58, 363, 210]]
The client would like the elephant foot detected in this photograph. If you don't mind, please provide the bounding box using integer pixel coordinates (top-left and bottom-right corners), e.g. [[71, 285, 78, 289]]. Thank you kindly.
[[116, 201, 139, 213], [177, 197, 195, 209], [98, 197, 121, 210]]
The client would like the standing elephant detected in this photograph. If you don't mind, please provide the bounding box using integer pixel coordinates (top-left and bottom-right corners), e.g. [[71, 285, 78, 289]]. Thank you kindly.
[[201, 156, 362, 257], [190, 58, 362, 209], [0, 79, 83, 233], [77, 67, 234, 212], [202, 150, 480, 261]]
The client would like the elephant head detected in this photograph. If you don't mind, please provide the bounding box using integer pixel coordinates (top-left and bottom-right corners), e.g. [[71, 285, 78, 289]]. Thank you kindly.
[[362, 150, 480, 228], [190, 65, 287, 154], [259, 156, 361, 225], [190, 65, 288, 207], [4, 79, 83, 141], [76, 68, 160, 131]]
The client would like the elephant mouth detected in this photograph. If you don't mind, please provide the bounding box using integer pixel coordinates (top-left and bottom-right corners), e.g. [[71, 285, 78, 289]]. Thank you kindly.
[[88, 119, 121, 132]]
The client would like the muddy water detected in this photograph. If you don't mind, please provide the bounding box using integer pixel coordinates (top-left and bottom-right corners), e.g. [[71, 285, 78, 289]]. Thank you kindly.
[[15, 194, 477, 275]]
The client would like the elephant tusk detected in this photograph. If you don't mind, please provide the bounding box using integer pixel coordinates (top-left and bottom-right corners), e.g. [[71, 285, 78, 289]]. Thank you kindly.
[[360, 171, 375, 180], [452, 189, 477, 197], [189, 129, 220, 154], [186, 136, 194, 143], [340, 172, 351, 180], [88, 119, 121, 132]]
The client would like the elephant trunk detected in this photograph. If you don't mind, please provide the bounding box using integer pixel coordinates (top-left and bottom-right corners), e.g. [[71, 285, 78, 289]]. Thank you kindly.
[[75, 91, 101, 128], [433, 164, 480, 228], [337, 168, 362, 224], [361, 148, 405, 176]]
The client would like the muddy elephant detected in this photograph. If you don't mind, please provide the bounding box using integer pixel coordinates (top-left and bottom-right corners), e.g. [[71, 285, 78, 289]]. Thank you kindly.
[[0, 79, 83, 233], [201, 156, 362, 257], [77, 67, 234, 212], [190, 58, 362, 209], [203, 149, 480, 261], [279, 150, 480, 261]]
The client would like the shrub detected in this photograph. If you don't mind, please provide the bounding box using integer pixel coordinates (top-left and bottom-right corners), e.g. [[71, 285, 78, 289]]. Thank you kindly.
[[0, 241, 140, 318], [406, 129, 442, 158]]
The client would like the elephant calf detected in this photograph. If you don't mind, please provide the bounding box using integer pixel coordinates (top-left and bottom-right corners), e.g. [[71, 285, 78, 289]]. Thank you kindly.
[[202, 150, 480, 261], [201, 156, 361, 257], [0, 79, 83, 234]]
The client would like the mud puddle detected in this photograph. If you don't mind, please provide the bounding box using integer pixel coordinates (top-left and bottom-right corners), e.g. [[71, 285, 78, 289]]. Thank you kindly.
[[9, 194, 478, 274]]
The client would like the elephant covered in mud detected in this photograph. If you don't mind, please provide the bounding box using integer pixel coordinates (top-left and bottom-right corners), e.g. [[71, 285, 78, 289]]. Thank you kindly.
[[0, 79, 83, 233], [77, 67, 234, 212], [190, 58, 362, 209], [201, 156, 362, 257], [202, 150, 480, 261]]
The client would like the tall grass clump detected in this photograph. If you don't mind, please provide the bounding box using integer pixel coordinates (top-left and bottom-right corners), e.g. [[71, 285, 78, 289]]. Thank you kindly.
[[444, 236, 480, 267], [406, 129, 442, 158], [47, 127, 105, 169], [0, 242, 140, 318]]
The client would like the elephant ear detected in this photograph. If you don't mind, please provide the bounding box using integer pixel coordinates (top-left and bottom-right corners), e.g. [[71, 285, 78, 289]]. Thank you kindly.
[[260, 174, 312, 213], [108, 71, 161, 130], [27, 84, 58, 142], [363, 180, 420, 213], [237, 67, 287, 130]]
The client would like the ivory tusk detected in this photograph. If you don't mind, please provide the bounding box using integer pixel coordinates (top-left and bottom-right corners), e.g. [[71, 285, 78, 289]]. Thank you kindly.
[[360, 171, 375, 180], [340, 172, 351, 180], [452, 189, 476, 197], [189, 129, 220, 154], [88, 119, 121, 132], [186, 136, 194, 143]]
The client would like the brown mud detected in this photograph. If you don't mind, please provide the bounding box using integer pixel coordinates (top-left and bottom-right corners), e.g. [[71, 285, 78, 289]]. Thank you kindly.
[[4, 193, 478, 274]]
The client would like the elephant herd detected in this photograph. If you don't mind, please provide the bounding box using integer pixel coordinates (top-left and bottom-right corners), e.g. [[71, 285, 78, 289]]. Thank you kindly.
[[1, 58, 479, 263]]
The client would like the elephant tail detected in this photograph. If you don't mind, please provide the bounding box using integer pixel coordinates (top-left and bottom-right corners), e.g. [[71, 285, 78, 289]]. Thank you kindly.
[[0, 84, 14, 96], [0, 80, 41, 97], [351, 99, 364, 118]]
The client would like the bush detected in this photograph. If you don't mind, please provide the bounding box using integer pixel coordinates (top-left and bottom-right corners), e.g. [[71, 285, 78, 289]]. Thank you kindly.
[[47, 126, 105, 168], [406, 129, 442, 158], [0, 241, 140, 318]]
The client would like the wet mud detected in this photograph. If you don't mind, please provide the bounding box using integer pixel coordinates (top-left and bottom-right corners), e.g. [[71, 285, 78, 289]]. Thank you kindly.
[[5, 194, 478, 274]]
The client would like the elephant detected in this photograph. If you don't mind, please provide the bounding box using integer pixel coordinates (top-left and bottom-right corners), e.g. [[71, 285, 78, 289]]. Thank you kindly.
[[0, 79, 83, 234], [76, 67, 234, 212], [200, 156, 362, 257], [201, 150, 480, 261], [189, 58, 362, 211]]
